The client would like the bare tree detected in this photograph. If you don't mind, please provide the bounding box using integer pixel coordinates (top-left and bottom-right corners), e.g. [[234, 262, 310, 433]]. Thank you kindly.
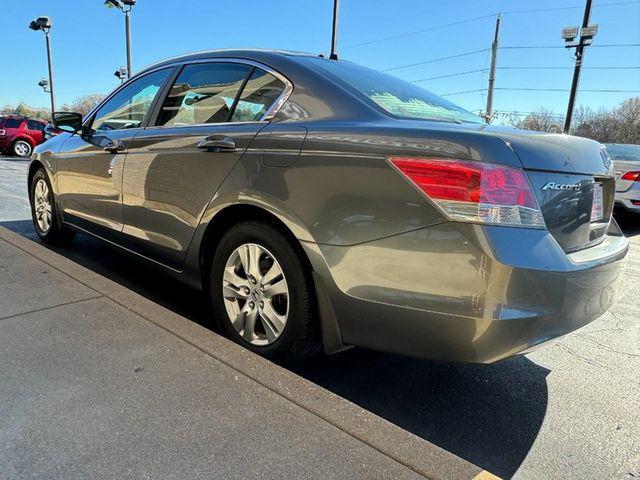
[[507, 97, 640, 144], [61, 94, 107, 116], [506, 108, 563, 133]]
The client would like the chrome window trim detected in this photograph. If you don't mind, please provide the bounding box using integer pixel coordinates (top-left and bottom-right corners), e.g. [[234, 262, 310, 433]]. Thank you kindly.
[[81, 65, 177, 129], [152, 58, 294, 127], [83, 57, 294, 131]]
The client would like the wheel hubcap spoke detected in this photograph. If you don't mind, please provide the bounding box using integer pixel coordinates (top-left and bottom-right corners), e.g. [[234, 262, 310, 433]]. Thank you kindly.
[[222, 242, 289, 346], [260, 300, 286, 342], [33, 179, 52, 233]]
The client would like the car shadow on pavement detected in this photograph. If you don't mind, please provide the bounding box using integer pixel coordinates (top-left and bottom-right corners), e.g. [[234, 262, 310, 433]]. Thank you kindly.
[[295, 350, 549, 479], [615, 211, 640, 237], [0, 219, 565, 479]]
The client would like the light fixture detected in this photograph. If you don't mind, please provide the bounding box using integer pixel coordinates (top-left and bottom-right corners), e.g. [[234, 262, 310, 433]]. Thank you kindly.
[[29, 16, 52, 31]]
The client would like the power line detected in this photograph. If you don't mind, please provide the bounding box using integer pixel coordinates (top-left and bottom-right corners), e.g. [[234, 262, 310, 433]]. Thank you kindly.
[[383, 48, 490, 72], [501, 43, 640, 49], [442, 87, 640, 96], [495, 87, 640, 93], [492, 110, 565, 117], [501, 0, 640, 15], [343, 1, 640, 50], [344, 14, 496, 49], [441, 89, 486, 97], [498, 66, 640, 70], [411, 68, 488, 82]]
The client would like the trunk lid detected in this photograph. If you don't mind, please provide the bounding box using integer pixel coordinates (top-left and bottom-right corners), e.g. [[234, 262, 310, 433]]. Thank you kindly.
[[488, 127, 615, 253]]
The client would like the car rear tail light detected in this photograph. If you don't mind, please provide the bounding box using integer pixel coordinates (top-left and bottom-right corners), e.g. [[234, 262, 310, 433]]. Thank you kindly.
[[621, 171, 640, 182], [0, 129, 5, 136], [632, 200, 640, 206], [389, 156, 545, 228]]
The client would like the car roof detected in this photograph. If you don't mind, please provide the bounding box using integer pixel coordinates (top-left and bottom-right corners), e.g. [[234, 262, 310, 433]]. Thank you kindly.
[[141, 49, 320, 72], [0, 115, 45, 122]]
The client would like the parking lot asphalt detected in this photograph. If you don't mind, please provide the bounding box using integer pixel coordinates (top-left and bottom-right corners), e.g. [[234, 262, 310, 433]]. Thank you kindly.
[[1, 155, 639, 479]]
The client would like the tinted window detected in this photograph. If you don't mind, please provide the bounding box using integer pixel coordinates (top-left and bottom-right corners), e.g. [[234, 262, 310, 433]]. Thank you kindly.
[[301, 57, 482, 124], [606, 144, 640, 162], [156, 63, 251, 126], [5, 118, 23, 129], [27, 120, 45, 131], [230, 69, 286, 122], [91, 68, 171, 132]]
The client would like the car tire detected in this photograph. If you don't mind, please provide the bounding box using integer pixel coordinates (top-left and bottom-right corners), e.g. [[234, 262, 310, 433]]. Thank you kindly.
[[210, 221, 320, 363], [13, 140, 33, 158], [29, 168, 75, 245]]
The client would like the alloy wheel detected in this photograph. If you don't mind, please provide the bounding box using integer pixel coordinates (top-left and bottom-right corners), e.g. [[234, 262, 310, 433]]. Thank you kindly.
[[14, 141, 32, 157], [222, 243, 289, 346], [33, 178, 52, 233]]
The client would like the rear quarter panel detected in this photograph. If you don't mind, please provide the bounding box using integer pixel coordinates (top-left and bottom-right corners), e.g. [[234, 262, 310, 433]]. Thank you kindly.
[[222, 122, 522, 246]]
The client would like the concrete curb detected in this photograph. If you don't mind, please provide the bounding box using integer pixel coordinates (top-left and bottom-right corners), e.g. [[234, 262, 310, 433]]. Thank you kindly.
[[0, 226, 500, 480]]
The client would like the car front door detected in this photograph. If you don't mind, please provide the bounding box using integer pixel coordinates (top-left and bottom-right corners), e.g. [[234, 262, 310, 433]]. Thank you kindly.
[[120, 61, 290, 268], [56, 68, 173, 238]]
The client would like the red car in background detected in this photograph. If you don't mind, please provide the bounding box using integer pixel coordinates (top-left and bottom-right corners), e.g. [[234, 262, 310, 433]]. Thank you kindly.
[[0, 116, 48, 157]]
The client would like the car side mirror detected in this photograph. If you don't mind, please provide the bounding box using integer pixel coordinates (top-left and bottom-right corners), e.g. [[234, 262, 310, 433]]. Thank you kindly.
[[52, 111, 84, 134]]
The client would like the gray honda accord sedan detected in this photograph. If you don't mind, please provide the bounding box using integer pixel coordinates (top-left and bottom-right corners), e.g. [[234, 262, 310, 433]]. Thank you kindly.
[[29, 49, 628, 363]]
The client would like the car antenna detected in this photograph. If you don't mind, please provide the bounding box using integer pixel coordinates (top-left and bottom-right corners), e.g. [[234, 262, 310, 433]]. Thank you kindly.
[[329, 0, 339, 60]]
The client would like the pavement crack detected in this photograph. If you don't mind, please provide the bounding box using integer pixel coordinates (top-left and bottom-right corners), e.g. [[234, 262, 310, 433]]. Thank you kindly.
[[0, 295, 104, 322], [575, 333, 640, 359]]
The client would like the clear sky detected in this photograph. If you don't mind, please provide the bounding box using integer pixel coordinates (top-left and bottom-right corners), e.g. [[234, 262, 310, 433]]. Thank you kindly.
[[1, 0, 638, 120]]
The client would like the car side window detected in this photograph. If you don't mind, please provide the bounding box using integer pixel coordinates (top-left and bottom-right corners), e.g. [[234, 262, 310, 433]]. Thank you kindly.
[[5, 118, 23, 129], [155, 63, 252, 126], [230, 68, 286, 122], [91, 68, 171, 132], [27, 120, 45, 131]]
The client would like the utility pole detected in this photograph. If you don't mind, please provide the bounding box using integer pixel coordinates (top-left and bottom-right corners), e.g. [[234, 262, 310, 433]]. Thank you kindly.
[[330, 0, 339, 60], [563, 0, 598, 133], [484, 15, 501, 123]]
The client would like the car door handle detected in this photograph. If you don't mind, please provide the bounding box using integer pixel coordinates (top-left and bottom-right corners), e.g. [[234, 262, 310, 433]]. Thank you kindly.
[[196, 136, 236, 152], [104, 140, 126, 154]]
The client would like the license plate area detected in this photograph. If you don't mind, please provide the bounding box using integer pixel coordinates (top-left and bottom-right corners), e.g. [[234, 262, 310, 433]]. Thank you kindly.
[[591, 182, 604, 222]]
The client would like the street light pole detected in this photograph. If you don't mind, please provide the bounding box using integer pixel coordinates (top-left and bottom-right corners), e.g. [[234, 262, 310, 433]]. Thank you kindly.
[[563, 0, 595, 133], [29, 17, 56, 118], [44, 30, 56, 114], [105, 0, 135, 78], [124, 7, 132, 78], [330, 0, 339, 60]]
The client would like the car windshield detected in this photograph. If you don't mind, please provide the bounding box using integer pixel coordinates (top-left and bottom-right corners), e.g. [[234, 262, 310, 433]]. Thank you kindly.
[[606, 144, 640, 162], [301, 57, 483, 124]]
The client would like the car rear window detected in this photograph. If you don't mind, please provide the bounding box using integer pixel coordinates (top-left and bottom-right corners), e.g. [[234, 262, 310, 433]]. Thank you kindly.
[[300, 57, 483, 124], [4, 118, 23, 129], [606, 144, 640, 162]]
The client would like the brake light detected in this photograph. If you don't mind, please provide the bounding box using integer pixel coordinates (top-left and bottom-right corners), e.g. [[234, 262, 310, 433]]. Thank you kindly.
[[621, 171, 640, 182], [389, 156, 545, 228], [0, 129, 5, 136]]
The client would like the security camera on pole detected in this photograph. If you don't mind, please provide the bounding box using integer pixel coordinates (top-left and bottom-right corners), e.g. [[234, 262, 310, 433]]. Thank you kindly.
[[29, 16, 56, 117], [105, 0, 136, 79], [38, 78, 51, 93], [114, 67, 129, 83]]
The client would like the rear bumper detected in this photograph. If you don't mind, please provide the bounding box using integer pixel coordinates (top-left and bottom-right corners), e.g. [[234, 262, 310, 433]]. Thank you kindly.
[[310, 221, 628, 363], [615, 186, 640, 213]]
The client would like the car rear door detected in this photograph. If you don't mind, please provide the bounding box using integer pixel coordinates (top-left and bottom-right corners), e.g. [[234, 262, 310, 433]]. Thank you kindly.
[[26, 120, 46, 145], [120, 61, 290, 268], [56, 68, 174, 239]]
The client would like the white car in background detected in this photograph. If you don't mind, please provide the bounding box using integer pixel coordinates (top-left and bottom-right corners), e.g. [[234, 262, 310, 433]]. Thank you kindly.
[[607, 143, 640, 215]]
